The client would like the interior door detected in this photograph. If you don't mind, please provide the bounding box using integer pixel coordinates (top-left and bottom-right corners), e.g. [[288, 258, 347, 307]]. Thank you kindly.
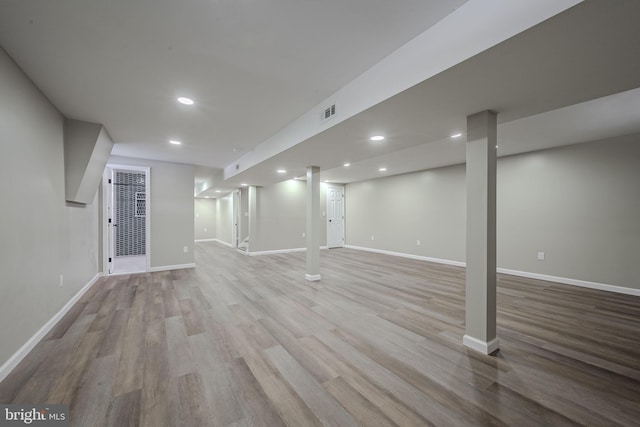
[[327, 186, 345, 248], [233, 190, 240, 248]]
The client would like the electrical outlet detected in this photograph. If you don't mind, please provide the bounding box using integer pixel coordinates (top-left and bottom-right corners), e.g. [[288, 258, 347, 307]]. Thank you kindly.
[[59, 274, 64, 287], [204, 227, 207, 232], [417, 239, 421, 246], [537, 251, 545, 260], [371, 235, 375, 241], [184, 246, 189, 253], [302, 232, 306, 238]]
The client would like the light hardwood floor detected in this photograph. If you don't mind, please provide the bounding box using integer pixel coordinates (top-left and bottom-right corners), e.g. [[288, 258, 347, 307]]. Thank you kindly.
[[1, 242, 639, 426]]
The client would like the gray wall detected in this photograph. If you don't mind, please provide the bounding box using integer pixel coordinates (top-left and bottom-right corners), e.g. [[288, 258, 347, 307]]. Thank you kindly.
[[216, 195, 233, 245], [346, 135, 640, 289], [0, 48, 101, 367], [346, 165, 466, 262], [64, 120, 113, 204], [251, 180, 328, 252], [109, 156, 195, 268], [194, 198, 216, 241], [497, 135, 639, 287]]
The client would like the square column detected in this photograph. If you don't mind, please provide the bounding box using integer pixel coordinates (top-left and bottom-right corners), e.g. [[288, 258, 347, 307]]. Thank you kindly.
[[464, 110, 499, 354], [305, 166, 321, 281]]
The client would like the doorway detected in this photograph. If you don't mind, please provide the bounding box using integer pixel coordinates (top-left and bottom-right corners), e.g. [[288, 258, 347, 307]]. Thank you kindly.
[[326, 185, 345, 248], [232, 190, 240, 248], [103, 164, 150, 275]]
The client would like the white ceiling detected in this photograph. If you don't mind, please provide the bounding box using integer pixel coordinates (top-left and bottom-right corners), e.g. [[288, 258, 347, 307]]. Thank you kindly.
[[1, 0, 640, 199], [0, 0, 466, 165]]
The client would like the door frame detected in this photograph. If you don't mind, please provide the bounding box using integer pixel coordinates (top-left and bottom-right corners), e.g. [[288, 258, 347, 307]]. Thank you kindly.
[[102, 164, 151, 275], [232, 190, 241, 248], [326, 185, 345, 248]]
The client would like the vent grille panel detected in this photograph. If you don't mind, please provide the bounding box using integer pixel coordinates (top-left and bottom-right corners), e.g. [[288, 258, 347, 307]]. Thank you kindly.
[[115, 171, 146, 257], [321, 103, 336, 122]]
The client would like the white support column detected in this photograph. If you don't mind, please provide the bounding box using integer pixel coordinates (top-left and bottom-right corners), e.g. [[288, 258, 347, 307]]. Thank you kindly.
[[463, 110, 499, 355], [305, 166, 321, 281]]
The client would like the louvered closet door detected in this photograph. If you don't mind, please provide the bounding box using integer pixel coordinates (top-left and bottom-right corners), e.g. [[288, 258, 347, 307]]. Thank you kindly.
[[114, 171, 146, 256]]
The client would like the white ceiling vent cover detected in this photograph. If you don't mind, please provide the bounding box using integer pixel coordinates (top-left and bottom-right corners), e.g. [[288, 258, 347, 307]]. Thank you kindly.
[[321, 103, 336, 123]]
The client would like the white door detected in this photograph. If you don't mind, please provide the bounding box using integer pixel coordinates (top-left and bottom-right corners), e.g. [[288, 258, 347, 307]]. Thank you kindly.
[[326, 186, 345, 248], [232, 190, 240, 248]]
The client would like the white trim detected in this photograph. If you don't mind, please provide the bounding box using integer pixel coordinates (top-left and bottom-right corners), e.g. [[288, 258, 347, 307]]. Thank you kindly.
[[326, 184, 346, 249], [148, 263, 196, 272], [249, 247, 306, 256], [0, 273, 102, 383], [232, 190, 240, 249], [107, 270, 146, 277], [213, 239, 234, 248], [305, 274, 322, 282], [103, 164, 151, 275], [496, 268, 640, 297], [345, 245, 640, 296], [247, 246, 329, 257], [344, 245, 466, 267], [194, 238, 217, 243], [463, 335, 500, 355]]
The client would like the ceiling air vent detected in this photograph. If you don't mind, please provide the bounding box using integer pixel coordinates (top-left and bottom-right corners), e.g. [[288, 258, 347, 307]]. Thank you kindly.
[[321, 103, 336, 123]]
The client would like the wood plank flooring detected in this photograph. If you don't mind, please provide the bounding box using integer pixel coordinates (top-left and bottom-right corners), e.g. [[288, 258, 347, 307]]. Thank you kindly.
[[2, 242, 640, 426]]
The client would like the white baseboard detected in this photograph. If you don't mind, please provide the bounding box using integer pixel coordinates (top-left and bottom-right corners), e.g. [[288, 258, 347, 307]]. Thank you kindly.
[[194, 238, 217, 243], [305, 274, 322, 282], [496, 267, 640, 297], [213, 239, 233, 248], [148, 263, 196, 272], [249, 247, 306, 256], [344, 245, 466, 267], [345, 245, 639, 296], [463, 335, 500, 355], [108, 270, 146, 277], [0, 272, 102, 384], [247, 246, 329, 257]]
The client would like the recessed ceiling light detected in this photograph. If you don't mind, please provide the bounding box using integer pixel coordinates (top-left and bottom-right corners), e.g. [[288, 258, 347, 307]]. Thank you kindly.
[[370, 135, 385, 141], [177, 97, 194, 105], [451, 132, 463, 138], [277, 169, 287, 174], [343, 163, 351, 167], [379, 167, 387, 172], [240, 183, 248, 187], [169, 140, 182, 145], [215, 190, 221, 193]]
